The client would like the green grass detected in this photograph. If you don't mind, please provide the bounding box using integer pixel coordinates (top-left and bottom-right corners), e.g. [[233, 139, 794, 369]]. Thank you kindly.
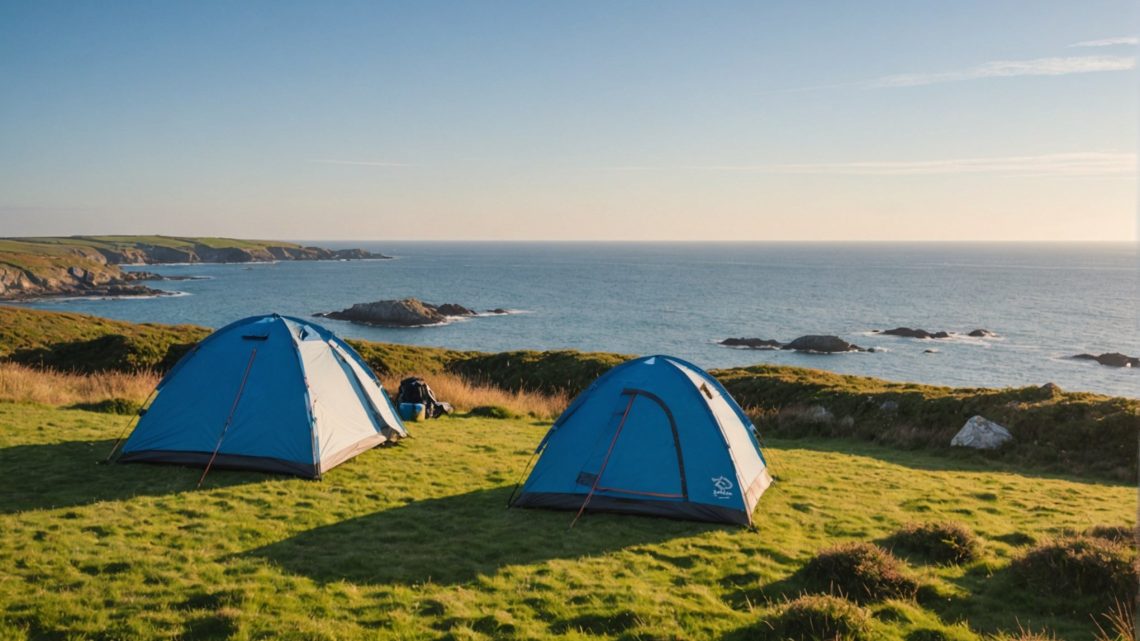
[[0, 401, 1132, 640]]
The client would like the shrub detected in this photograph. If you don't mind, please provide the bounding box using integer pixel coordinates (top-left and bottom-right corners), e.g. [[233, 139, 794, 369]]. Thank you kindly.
[[467, 405, 518, 419], [885, 522, 980, 565], [802, 542, 919, 603], [68, 397, 141, 415], [1011, 536, 1137, 601], [761, 594, 870, 641]]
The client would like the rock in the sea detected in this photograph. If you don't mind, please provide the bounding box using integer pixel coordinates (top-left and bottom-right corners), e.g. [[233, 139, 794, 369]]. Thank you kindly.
[[781, 335, 864, 353], [487, 308, 510, 315], [434, 303, 476, 316], [1071, 352, 1139, 368], [950, 415, 1013, 450], [318, 298, 494, 326], [968, 329, 997, 338], [881, 327, 951, 339], [923, 348, 939, 354], [720, 337, 783, 349]]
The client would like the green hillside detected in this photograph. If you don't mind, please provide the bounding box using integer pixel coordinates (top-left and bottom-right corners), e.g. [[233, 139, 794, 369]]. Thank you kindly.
[[0, 402, 1132, 640], [1, 306, 1136, 482]]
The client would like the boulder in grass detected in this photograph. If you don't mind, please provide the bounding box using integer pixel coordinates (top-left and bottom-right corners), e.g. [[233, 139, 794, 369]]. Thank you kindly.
[[951, 415, 1012, 450]]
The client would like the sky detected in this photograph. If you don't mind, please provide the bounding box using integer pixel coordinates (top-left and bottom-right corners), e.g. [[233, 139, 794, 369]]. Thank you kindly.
[[1, 1, 1137, 241]]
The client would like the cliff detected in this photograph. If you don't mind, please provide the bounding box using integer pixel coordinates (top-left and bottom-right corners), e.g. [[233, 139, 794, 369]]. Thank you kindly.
[[0, 236, 386, 299]]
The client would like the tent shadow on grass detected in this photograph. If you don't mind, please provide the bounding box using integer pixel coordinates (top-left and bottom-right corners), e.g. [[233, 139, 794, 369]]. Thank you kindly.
[[244, 486, 715, 586], [0, 438, 260, 514]]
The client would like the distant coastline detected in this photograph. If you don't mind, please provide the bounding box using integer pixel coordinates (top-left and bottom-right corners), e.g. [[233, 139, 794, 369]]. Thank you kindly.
[[0, 235, 390, 301]]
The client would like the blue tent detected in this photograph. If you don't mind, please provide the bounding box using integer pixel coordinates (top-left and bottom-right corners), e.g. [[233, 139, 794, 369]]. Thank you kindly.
[[118, 314, 406, 478], [510, 355, 771, 525]]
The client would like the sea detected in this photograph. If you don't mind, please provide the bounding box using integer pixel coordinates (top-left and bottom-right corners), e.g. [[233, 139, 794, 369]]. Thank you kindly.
[[18, 242, 1139, 398]]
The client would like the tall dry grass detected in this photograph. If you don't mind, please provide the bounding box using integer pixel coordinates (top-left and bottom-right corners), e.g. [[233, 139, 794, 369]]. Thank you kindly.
[[0, 362, 158, 406], [0, 363, 568, 420], [382, 372, 568, 419]]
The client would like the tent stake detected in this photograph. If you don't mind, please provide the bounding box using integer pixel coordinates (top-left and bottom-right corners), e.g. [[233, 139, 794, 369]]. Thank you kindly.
[[102, 387, 158, 463]]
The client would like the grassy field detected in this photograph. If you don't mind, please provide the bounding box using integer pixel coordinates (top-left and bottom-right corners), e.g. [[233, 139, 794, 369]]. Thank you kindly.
[[0, 400, 1133, 641]]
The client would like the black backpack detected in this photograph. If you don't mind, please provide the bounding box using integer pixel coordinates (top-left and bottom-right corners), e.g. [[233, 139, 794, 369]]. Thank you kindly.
[[396, 376, 450, 418]]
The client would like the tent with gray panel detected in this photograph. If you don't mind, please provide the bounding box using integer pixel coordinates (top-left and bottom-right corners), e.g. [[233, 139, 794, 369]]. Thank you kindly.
[[117, 314, 405, 478]]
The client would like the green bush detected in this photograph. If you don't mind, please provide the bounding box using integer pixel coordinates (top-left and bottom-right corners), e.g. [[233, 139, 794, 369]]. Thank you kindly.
[[67, 398, 141, 415], [760, 594, 870, 641], [467, 405, 518, 419], [885, 522, 980, 565], [802, 542, 919, 603]]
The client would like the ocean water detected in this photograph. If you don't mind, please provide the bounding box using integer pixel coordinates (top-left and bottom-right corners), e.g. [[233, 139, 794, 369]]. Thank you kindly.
[[19, 242, 1139, 398]]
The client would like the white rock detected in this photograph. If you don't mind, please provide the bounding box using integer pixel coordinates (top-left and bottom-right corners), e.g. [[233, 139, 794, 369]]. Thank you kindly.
[[950, 415, 1012, 449]]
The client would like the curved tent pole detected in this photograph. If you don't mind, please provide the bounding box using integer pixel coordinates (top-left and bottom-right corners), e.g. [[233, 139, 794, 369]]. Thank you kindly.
[[197, 348, 258, 488], [569, 392, 636, 529]]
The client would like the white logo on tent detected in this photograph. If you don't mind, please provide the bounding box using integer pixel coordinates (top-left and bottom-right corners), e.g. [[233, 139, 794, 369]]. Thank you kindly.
[[711, 475, 734, 499]]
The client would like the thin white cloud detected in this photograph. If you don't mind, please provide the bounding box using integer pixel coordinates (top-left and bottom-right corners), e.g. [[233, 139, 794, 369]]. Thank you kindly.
[[690, 153, 1138, 177], [871, 56, 1135, 87], [309, 159, 414, 167], [1069, 36, 1139, 48]]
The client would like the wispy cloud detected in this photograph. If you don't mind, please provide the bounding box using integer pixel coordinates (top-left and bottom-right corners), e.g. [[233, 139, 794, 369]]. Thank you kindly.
[[309, 159, 414, 167], [694, 153, 1137, 177], [1069, 36, 1139, 48], [871, 56, 1135, 87]]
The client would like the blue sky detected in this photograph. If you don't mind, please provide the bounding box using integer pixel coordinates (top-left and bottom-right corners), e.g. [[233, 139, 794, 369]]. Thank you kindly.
[[1, 1, 1136, 240]]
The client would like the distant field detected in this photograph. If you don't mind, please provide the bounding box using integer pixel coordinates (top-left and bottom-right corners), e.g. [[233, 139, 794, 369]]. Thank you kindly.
[[0, 401, 1132, 640]]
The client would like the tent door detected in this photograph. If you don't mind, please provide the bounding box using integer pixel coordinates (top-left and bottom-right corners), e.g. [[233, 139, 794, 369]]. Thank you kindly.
[[579, 388, 687, 500]]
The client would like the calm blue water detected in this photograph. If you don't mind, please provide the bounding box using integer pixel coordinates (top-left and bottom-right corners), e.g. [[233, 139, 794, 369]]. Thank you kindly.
[[19, 242, 1139, 398]]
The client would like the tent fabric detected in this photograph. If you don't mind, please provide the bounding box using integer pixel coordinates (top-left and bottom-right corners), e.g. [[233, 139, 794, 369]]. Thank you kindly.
[[118, 314, 406, 478], [510, 355, 771, 525]]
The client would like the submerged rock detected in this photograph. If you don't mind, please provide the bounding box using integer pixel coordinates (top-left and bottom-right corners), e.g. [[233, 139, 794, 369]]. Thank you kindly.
[[880, 327, 951, 339], [1071, 352, 1139, 368], [951, 416, 1013, 450], [782, 335, 864, 353], [317, 298, 483, 327], [720, 337, 783, 349]]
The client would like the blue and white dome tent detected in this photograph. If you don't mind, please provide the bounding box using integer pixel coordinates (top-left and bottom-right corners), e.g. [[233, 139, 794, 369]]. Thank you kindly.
[[115, 314, 406, 478], [510, 355, 771, 525]]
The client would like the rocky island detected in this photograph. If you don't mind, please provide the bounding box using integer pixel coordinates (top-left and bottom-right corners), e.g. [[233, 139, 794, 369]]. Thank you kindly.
[[0, 236, 390, 300], [317, 298, 510, 327]]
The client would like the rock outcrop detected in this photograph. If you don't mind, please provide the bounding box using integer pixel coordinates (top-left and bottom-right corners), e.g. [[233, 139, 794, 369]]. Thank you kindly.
[[950, 416, 1013, 449], [781, 335, 864, 353], [720, 337, 783, 349], [877, 327, 951, 339], [317, 298, 483, 327], [1071, 353, 1140, 368], [968, 329, 997, 338]]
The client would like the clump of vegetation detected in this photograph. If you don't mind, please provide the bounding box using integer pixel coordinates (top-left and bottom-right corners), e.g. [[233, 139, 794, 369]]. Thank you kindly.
[[760, 594, 871, 641], [467, 405, 518, 419], [67, 398, 140, 415], [986, 624, 1059, 640], [884, 522, 980, 565], [1093, 598, 1135, 641], [1011, 536, 1137, 601], [802, 542, 919, 603], [0, 362, 157, 407], [447, 349, 629, 397]]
